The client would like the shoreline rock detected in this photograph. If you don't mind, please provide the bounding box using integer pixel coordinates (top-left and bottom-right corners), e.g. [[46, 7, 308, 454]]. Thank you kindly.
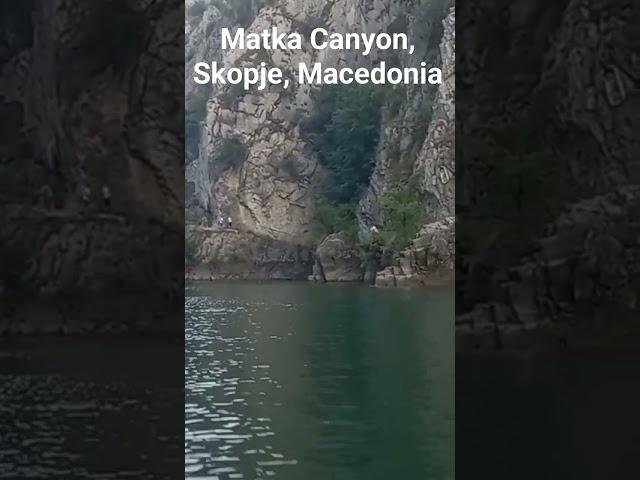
[[312, 233, 364, 283], [186, 226, 313, 281], [456, 187, 640, 352], [375, 217, 454, 288]]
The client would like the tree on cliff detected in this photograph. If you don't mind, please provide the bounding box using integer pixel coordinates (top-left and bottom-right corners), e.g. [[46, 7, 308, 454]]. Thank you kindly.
[[303, 85, 386, 204]]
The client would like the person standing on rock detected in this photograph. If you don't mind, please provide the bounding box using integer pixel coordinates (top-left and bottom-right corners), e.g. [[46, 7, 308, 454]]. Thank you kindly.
[[80, 185, 91, 208], [102, 185, 112, 210], [35, 184, 53, 209], [218, 216, 224, 227], [227, 216, 232, 228]]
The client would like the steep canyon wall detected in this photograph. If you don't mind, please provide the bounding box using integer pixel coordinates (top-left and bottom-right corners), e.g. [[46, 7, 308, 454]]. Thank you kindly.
[[1, 0, 184, 332], [185, 0, 455, 282]]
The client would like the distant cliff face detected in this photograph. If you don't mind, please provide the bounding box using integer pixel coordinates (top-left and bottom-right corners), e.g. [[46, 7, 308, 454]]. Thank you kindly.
[[186, 0, 454, 241]]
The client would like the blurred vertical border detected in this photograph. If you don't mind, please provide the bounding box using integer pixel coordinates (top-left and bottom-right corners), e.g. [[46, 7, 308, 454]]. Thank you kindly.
[[0, 1, 184, 478], [456, 0, 640, 478]]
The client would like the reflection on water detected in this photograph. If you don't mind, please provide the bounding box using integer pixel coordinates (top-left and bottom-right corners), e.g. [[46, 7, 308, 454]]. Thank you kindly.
[[185, 282, 454, 480], [457, 353, 640, 480], [0, 338, 183, 479]]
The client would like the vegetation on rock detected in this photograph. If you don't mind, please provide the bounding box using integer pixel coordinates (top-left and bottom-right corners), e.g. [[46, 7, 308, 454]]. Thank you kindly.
[[309, 197, 358, 244], [302, 84, 387, 204], [380, 179, 426, 255], [185, 234, 201, 265]]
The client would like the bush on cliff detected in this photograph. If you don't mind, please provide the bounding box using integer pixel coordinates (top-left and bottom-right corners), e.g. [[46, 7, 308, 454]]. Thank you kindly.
[[309, 197, 358, 244], [185, 235, 200, 265], [302, 84, 386, 203], [185, 85, 210, 159], [380, 179, 425, 255]]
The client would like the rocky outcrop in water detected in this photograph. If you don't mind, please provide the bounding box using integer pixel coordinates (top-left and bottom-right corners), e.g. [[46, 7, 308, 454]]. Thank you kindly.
[[312, 233, 364, 282], [457, 187, 640, 350], [373, 7, 455, 287], [456, 0, 640, 349], [186, 226, 312, 280], [376, 217, 454, 287]]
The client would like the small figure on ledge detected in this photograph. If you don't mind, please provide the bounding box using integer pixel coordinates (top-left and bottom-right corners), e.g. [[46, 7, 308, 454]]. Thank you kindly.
[[102, 185, 112, 210]]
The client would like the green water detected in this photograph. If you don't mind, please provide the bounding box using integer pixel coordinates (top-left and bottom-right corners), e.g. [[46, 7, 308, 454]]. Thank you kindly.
[[457, 353, 640, 479], [185, 282, 454, 480]]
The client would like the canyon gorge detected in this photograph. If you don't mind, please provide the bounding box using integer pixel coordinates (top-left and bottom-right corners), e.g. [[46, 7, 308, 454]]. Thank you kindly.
[[185, 0, 455, 289]]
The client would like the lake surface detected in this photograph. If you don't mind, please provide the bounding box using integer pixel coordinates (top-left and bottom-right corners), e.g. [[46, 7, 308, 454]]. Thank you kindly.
[[185, 282, 454, 480], [457, 352, 640, 480], [0, 337, 183, 479]]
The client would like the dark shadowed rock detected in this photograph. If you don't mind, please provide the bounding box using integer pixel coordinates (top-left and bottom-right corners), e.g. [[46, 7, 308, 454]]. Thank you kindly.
[[0, 0, 184, 333]]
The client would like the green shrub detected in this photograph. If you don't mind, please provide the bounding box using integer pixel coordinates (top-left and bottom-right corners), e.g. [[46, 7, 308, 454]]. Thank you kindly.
[[309, 197, 358, 244], [185, 207, 201, 225], [186, 86, 210, 159], [185, 235, 200, 264], [380, 179, 425, 254], [302, 85, 387, 204], [186, 86, 210, 126], [218, 83, 245, 108]]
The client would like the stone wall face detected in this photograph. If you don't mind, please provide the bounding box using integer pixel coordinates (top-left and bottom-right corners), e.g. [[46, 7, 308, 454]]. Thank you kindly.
[[414, 8, 455, 220], [1, 1, 184, 331], [186, 225, 313, 280], [190, 0, 422, 240], [186, 1, 455, 282], [456, 0, 640, 349], [374, 7, 455, 288]]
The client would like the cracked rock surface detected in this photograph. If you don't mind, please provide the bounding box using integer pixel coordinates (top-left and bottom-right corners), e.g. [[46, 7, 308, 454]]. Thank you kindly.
[[1, 0, 184, 333]]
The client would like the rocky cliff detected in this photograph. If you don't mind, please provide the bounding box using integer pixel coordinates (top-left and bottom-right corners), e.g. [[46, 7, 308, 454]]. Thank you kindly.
[[1, 0, 184, 333], [371, 6, 455, 287], [376, 217, 454, 287], [186, 224, 312, 280], [186, 0, 456, 284], [456, 0, 640, 350]]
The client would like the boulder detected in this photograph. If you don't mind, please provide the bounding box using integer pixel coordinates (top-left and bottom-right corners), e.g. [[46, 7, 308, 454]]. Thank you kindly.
[[186, 226, 313, 281], [375, 217, 455, 288], [315, 233, 363, 282]]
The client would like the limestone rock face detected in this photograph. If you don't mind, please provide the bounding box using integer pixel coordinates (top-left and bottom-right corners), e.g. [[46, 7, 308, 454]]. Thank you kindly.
[[314, 234, 364, 282], [185, 1, 456, 282], [188, 0, 421, 240], [186, 226, 313, 280], [456, 0, 640, 349], [359, 4, 455, 228], [1, 1, 183, 225], [457, 187, 640, 351], [376, 217, 454, 287], [414, 8, 455, 219], [370, 6, 455, 287], [1, 1, 184, 332]]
